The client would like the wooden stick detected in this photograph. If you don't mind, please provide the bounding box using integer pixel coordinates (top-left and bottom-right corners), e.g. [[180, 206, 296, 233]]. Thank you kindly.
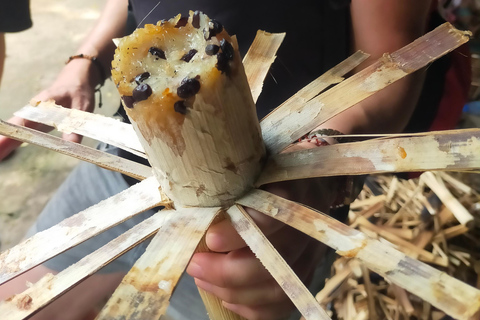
[[0, 210, 167, 320], [236, 189, 480, 320], [256, 130, 480, 186], [391, 284, 414, 316], [243, 31, 286, 103], [261, 50, 369, 152], [0, 120, 152, 181], [421, 172, 475, 227], [97, 206, 219, 320], [227, 205, 331, 320], [360, 264, 377, 320], [314, 263, 353, 305], [261, 23, 471, 154], [0, 176, 164, 286], [15, 100, 146, 158]]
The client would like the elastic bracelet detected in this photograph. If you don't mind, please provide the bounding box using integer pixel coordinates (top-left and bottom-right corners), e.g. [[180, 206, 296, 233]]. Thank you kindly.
[[306, 128, 353, 144], [66, 54, 106, 108]]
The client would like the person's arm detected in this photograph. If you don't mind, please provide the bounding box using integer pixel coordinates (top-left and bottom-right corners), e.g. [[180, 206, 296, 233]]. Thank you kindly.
[[322, 0, 432, 134], [0, 0, 129, 161]]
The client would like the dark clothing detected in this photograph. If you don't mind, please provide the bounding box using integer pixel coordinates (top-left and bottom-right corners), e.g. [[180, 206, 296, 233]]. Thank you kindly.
[[0, 0, 32, 32]]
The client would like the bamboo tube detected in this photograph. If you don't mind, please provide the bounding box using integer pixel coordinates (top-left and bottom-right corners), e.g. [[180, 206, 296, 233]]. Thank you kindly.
[[111, 11, 267, 319], [0, 119, 152, 181], [112, 11, 265, 207]]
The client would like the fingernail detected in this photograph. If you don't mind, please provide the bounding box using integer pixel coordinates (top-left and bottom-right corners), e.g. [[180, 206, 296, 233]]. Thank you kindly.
[[187, 261, 204, 279], [194, 278, 212, 293], [222, 301, 239, 313]]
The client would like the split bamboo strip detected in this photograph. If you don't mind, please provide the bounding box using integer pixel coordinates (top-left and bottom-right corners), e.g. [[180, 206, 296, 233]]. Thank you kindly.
[[236, 189, 480, 320], [0, 210, 167, 320], [0, 176, 163, 286], [97, 206, 219, 320], [256, 130, 480, 186], [243, 31, 285, 103], [15, 100, 146, 158], [260, 50, 369, 151], [226, 205, 331, 320], [0, 120, 152, 181], [261, 23, 471, 154], [421, 172, 475, 227]]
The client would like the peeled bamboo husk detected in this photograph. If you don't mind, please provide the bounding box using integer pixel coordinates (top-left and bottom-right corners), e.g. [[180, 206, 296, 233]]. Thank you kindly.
[[261, 23, 471, 154], [15, 100, 146, 158], [0, 177, 163, 286], [97, 207, 219, 319], [0, 119, 152, 181], [0, 210, 167, 320]]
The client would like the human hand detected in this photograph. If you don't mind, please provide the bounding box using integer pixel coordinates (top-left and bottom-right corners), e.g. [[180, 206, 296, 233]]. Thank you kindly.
[[187, 176, 339, 320], [0, 58, 100, 161]]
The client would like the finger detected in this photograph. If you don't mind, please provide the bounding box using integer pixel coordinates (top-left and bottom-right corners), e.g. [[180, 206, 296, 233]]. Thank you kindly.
[[0, 135, 23, 161], [194, 278, 287, 307], [62, 132, 83, 144], [187, 248, 272, 287], [223, 301, 294, 320], [206, 209, 284, 253], [206, 219, 246, 252]]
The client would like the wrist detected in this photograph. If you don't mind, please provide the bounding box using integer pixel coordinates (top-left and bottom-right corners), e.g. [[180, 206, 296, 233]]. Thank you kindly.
[[64, 54, 106, 88]]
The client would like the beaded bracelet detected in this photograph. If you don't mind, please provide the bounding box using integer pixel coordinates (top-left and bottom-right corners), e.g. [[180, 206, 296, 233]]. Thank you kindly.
[[66, 54, 106, 108]]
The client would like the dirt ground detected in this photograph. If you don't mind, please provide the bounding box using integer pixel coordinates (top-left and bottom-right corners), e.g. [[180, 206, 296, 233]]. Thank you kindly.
[[0, 0, 119, 250]]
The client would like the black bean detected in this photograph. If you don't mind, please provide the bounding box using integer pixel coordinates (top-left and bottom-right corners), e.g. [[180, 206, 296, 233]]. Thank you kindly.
[[192, 11, 201, 29], [175, 16, 188, 28], [122, 96, 135, 109], [133, 83, 152, 102], [181, 49, 198, 62], [177, 77, 201, 99], [216, 52, 230, 74], [134, 72, 150, 84], [205, 44, 219, 56], [149, 47, 166, 60], [174, 100, 188, 114], [209, 19, 223, 37], [220, 39, 234, 60]]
